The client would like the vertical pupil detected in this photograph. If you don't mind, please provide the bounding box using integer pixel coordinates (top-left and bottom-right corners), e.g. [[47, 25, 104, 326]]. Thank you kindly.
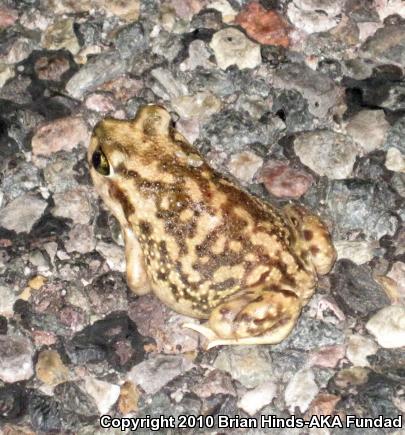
[[92, 150, 101, 168]]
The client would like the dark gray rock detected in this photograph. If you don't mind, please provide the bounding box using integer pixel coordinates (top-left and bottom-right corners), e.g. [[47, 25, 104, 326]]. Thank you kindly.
[[65, 312, 149, 370], [115, 22, 149, 59], [330, 260, 390, 319], [54, 381, 98, 418], [28, 393, 62, 433], [273, 316, 345, 352], [0, 384, 28, 422], [200, 109, 281, 153]]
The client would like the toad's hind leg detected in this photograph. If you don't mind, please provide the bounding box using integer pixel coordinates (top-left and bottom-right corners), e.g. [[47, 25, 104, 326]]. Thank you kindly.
[[283, 204, 336, 276], [124, 228, 152, 295], [184, 287, 301, 349]]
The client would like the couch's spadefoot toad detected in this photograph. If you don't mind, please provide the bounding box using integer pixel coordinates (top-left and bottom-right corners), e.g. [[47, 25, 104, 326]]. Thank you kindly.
[[88, 105, 336, 348]]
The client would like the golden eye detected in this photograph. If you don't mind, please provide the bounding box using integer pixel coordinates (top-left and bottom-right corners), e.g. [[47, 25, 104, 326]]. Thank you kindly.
[[92, 148, 110, 176]]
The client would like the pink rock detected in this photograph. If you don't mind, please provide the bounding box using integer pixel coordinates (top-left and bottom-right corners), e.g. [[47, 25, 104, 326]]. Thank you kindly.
[[32, 330, 57, 346], [309, 345, 346, 368], [192, 369, 236, 398], [234, 1, 290, 47], [305, 393, 340, 418], [0, 7, 18, 29], [257, 160, 313, 198], [100, 75, 143, 102], [85, 93, 117, 113], [169, 0, 208, 20], [128, 295, 199, 354], [31, 116, 90, 158], [34, 55, 70, 82]]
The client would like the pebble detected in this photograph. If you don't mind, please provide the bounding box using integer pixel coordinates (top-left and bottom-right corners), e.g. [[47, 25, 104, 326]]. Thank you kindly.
[[118, 381, 140, 415], [273, 62, 342, 118], [385, 147, 405, 173], [0, 335, 34, 383], [65, 224, 96, 254], [34, 54, 71, 82], [42, 18, 80, 55], [191, 369, 236, 398], [334, 240, 376, 264], [0, 37, 36, 65], [309, 345, 345, 368], [293, 130, 358, 179], [227, 151, 263, 185], [66, 52, 127, 100], [96, 241, 126, 272], [366, 305, 405, 348], [384, 116, 405, 154], [0, 194, 47, 233], [237, 381, 277, 416], [28, 394, 61, 433], [209, 0, 236, 23], [53, 381, 98, 418], [0, 284, 16, 316], [326, 179, 399, 241], [51, 187, 93, 225], [346, 334, 378, 367], [257, 160, 313, 198], [234, 2, 289, 47], [35, 350, 69, 385], [0, 6, 18, 28], [0, 63, 14, 88], [150, 67, 188, 99], [31, 116, 90, 158], [330, 260, 390, 319], [179, 40, 216, 71], [66, 312, 146, 369], [171, 92, 221, 120], [360, 23, 405, 67], [127, 355, 194, 394], [86, 272, 129, 316], [129, 295, 199, 354], [274, 316, 344, 352], [387, 262, 405, 301], [346, 109, 390, 154], [214, 346, 273, 388], [306, 393, 340, 419], [84, 377, 120, 415], [287, 1, 341, 34], [84, 93, 117, 113], [102, 0, 140, 22], [210, 28, 261, 70], [285, 368, 319, 413]]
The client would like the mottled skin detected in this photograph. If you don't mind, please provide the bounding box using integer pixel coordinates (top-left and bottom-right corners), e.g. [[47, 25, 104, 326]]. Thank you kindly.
[[88, 105, 336, 348]]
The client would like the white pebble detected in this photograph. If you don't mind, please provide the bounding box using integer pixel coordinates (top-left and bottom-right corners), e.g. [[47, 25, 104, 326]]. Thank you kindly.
[[366, 305, 405, 348]]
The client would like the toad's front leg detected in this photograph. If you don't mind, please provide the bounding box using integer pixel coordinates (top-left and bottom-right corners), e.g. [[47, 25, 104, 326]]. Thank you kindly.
[[184, 286, 301, 349], [124, 228, 152, 295]]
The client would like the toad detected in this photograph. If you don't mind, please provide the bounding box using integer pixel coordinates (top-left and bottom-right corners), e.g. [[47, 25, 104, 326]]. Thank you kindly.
[[88, 105, 336, 348]]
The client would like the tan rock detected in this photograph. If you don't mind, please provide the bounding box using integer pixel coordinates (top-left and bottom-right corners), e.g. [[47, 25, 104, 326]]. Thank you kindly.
[[36, 350, 69, 385], [118, 381, 140, 415], [42, 18, 80, 54]]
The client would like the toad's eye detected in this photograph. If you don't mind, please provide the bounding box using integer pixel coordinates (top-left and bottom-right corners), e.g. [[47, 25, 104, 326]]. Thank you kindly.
[[92, 148, 110, 176]]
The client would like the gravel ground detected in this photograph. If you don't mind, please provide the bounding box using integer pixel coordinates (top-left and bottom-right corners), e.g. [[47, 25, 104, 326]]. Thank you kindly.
[[0, 0, 404, 434]]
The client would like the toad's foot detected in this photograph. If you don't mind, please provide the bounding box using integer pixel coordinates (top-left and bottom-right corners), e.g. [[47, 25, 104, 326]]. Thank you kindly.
[[183, 287, 301, 349]]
